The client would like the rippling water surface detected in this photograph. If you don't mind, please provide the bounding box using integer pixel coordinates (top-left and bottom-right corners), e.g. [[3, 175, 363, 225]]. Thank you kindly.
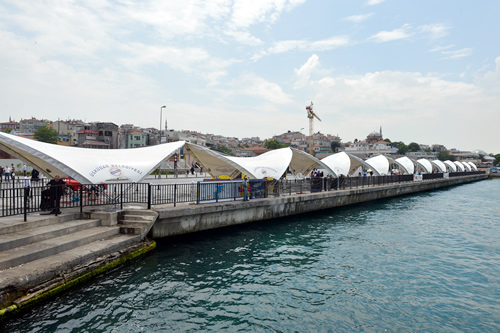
[[3, 179, 500, 332]]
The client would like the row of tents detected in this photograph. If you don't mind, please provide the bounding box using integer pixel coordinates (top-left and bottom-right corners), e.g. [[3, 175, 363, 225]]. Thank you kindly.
[[0, 132, 477, 185]]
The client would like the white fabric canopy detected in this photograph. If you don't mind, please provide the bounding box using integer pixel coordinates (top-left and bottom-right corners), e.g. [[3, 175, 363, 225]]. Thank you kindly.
[[431, 160, 447, 173], [321, 152, 368, 176], [416, 159, 433, 173], [227, 148, 292, 179], [461, 162, 471, 172], [289, 148, 337, 178], [394, 156, 415, 174], [466, 162, 477, 171], [444, 160, 457, 172], [0, 132, 185, 184], [364, 155, 389, 175], [453, 161, 465, 172]]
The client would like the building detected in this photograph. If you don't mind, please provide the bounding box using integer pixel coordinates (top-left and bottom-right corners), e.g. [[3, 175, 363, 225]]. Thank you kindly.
[[0, 120, 20, 132], [19, 118, 48, 134], [366, 127, 383, 144], [431, 144, 447, 152], [125, 130, 148, 148]]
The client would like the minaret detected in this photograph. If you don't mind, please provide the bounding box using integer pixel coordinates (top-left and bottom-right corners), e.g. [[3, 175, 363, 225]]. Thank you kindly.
[[380, 126, 382, 138]]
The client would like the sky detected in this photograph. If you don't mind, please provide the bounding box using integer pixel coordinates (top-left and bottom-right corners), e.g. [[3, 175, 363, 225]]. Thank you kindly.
[[1, 0, 499, 154]]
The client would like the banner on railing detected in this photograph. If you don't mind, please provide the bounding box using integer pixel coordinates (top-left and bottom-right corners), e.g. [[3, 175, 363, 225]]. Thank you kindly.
[[413, 174, 423, 181], [443, 173, 449, 179]]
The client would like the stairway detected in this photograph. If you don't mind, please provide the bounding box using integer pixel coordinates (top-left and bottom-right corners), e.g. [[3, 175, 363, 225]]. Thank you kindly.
[[0, 212, 142, 309], [118, 209, 158, 240]]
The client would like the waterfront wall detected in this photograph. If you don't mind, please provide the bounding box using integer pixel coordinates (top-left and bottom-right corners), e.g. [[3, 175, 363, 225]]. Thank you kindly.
[[150, 174, 488, 239]]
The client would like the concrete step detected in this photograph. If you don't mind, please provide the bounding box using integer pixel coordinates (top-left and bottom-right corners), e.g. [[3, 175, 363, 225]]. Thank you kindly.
[[0, 226, 120, 270], [0, 212, 81, 236], [120, 223, 149, 235], [0, 219, 101, 252], [0, 233, 141, 306]]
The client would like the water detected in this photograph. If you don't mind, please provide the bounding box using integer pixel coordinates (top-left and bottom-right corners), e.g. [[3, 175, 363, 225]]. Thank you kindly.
[[3, 179, 499, 332]]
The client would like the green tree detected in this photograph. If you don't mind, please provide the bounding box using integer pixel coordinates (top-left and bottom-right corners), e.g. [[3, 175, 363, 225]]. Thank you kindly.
[[383, 138, 391, 143], [391, 141, 408, 155], [34, 126, 59, 144], [216, 145, 234, 156], [492, 153, 500, 166], [264, 139, 287, 149], [2, 127, 13, 133], [438, 151, 455, 161], [330, 141, 341, 152], [407, 142, 420, 152]]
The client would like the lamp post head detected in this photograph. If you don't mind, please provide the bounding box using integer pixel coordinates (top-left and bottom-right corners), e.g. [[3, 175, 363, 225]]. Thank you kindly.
[[161, 105, 166, 108]]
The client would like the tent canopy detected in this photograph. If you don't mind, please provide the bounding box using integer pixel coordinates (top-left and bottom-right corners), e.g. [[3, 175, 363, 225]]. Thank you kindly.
[[290, 148, 337, 177], [364, 155, 389, 175], [227, 148, 292, 179], [416, 159, 433, 173], [453, 161, 465, 172], [321, 152, 368, 176], [431, 160, 447, 173], [0, 132, 185, 184], [444, 160, 457, 172], [394, 156, 414, 174]]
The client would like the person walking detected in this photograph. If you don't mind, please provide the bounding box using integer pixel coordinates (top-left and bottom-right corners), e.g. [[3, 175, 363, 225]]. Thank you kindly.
[[4, 166, 11, 182], [23, 164, 27, 176], [242, 176, 250, 201], [47, 175, 66, 215]]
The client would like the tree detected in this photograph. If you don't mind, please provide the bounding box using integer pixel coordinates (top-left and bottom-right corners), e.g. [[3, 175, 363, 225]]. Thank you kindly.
[[215, 145, 234, 156], [438, 151, 455, 161], [34, 126, 59, 144], [264, 139, 287, 150], [330, 141, 341, 152], [492, 153, 500, 166], [383, 138, 391, 143], [2, 127, 13, 133], [407, 142, 420, 152], [353, 138, 358, 143], [391, 141, 408, 155]]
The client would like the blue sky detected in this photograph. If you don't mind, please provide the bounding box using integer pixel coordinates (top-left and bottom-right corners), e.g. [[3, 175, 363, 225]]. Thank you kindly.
[[1, 0, 499, 153]]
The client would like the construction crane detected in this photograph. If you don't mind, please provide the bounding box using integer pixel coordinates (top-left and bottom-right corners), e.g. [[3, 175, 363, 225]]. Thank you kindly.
[[306, 102, 321, 155]]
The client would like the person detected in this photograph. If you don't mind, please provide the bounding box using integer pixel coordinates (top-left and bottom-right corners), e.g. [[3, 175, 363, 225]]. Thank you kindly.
[[23, 164, 27, 176], [242, 176, 249, 201], [190, 166, 195, 175], [47, 175, 66, 215], [4, 165, 10, 182], [0, 166, 3, 184], [24, 172, 31, 201], [31, 168, 40, 182]]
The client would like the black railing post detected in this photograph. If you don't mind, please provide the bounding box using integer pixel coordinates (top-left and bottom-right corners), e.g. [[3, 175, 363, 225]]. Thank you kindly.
[[147, 184, 151, 209], [197, 182, 200, 204], [120, 183, 123, 209], [80, 185, 83, 216], [174, 184, 177, 207], [24, 188, 27, 222], [216, 183, 219, 203]]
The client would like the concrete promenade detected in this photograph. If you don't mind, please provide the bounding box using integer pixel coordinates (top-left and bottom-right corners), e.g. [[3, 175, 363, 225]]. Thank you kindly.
[[150, 173, 488, 238]]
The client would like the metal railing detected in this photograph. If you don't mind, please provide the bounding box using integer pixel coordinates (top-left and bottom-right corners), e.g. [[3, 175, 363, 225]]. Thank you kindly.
[[0, 171, 485, 220]]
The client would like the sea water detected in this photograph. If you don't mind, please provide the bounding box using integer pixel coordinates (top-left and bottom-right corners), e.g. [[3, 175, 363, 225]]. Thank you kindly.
[[3, 179, 499, 332]]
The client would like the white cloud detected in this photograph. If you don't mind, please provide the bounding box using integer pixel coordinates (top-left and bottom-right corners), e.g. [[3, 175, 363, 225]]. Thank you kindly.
[[366, 0, 385, 5], [294, 54, 321, 89], [418, 24, 451, 39], [224, 30, 263, 46], [255, 36, 350, 59], [229, 74, 292, 104], [429, 45, 455, 53], [343, 13, 374, 23], [440, 48, 473, 60], [370, 24, 412, 42]]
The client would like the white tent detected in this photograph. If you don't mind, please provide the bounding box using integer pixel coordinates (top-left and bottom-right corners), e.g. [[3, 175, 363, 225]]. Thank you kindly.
[[289, 148, 337, 178], [431, 160, 447, 173], [416, 159, 433, 173], [227, 148, 292, 179], [321, 152, 368, 176], [466, 162, 478, 171], [0, 132, 185, 184], [461, 162, 471, 172], [364, 155, 389, 176], [454, 161, 465, 172], [184, 143, 252, 179], [393, 156, 414, 174], [444, 160, 457, 172], [185, 143, 293, 179]]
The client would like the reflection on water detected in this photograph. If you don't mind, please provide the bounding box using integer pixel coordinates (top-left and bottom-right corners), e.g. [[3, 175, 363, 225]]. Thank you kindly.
[[3, 180, 500, 332]]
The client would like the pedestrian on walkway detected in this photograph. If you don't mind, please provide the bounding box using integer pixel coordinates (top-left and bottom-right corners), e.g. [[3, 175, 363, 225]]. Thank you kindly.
[[23, 164, 27, 176], [242, 176, 249, 201], [47, 175, 66, 215], [4, 166, 11, 182]]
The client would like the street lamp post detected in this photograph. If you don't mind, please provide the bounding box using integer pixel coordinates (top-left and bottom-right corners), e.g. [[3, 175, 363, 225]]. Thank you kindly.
[[158, 105, 166, 178]]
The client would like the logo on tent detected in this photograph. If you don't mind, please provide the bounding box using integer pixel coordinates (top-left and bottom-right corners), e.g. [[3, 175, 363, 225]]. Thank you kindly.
[[110, 167, 122, 177]]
